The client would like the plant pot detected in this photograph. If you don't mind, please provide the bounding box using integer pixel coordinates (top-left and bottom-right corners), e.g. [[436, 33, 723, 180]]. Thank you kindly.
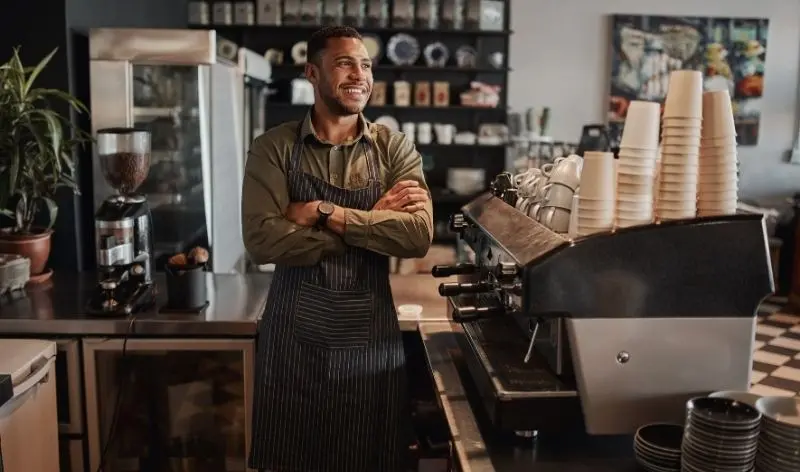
[[0, 228, 53, 276]]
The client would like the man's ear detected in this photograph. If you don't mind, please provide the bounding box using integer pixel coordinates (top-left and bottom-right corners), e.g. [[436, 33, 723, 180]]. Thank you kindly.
[[304, 63, 318, 85]]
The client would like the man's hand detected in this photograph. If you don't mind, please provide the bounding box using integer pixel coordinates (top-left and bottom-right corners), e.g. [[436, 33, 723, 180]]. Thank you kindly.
[[285, 200, 322, 227], [372, 180, 429, 212]]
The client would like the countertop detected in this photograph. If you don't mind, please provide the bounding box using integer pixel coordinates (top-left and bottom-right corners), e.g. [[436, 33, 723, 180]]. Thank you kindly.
[[419, 323, 637, 472], [0, 272, 453, 337]]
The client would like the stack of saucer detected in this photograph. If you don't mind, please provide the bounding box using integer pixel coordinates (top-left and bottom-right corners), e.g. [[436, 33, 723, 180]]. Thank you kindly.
[[615, 101, 659, 228], [698, 90, 739, 217], [754, 396, 800, 472], [576, 151, 615, 236], [681, 397, 761, 472], [657, 70, 703, 221], [633, 423, 682, 472]]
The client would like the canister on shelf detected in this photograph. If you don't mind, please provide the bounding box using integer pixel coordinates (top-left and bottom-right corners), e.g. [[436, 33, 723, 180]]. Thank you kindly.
[[256, 0, 282, 25], [394, 81, 411, 107], [234, 2, 255, 24], [433, 81, 450, 107], [415, 82, 431, 107], [370, 81, 387, 106], [391, 0, 415, 28], [344, 0, 365, 26], [188, 1, 210, 25], [212, 1, 233, 25]]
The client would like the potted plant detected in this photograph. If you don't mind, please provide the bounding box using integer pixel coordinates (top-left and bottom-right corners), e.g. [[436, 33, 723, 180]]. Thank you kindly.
[[0, 47, 91, 278]]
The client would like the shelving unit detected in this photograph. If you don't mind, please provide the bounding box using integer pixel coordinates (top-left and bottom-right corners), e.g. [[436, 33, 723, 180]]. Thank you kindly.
[[189, 1, 512, 243]]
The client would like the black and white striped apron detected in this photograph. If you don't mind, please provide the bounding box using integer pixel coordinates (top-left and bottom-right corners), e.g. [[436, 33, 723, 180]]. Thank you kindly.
[[248, 124, 410, 472]]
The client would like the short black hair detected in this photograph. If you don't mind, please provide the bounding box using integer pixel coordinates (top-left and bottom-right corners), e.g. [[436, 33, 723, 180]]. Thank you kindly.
[[307, 26, 362, 65]]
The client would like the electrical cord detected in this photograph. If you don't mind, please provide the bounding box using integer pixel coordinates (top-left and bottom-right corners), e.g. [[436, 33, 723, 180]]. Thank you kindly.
[[95, 315, 136, 472]]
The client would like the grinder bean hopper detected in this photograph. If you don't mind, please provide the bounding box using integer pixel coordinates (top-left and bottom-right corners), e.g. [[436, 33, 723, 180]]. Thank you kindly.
[[433, 189, 774, 435], [88, 128, 155, 316]]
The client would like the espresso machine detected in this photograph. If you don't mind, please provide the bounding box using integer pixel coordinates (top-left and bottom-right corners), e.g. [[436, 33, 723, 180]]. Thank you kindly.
[[432, 175, 774, 435], [87, 128, 156, 316]]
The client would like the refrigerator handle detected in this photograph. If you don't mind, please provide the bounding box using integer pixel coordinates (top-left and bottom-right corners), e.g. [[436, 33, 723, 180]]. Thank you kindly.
[[13, 357, 55, 397]]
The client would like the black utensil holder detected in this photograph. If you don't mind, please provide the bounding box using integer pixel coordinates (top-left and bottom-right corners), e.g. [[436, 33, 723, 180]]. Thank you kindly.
[[164, 264, 207, 311]]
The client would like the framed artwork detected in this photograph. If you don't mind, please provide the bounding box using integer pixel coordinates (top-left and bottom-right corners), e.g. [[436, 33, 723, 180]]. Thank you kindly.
[[608, 15, 768, 145]]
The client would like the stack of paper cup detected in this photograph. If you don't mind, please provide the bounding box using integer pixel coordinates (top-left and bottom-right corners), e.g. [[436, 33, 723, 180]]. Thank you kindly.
[[657, 70, 703, 221], [576, 151, 615, 236], [698, 90, 739, 217], [616, 101, 660, 227]]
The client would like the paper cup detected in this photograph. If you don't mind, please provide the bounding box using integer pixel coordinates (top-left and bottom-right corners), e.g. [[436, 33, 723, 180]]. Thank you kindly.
[[663, 70, 704, 118], [662, 126, 702, 138], [620, 101, 661, 149], [702, 90, 737, 138], [580, 152, 616, 200]]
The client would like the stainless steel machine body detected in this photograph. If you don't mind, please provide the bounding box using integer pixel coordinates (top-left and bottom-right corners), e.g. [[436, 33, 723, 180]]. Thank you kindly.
[[433, 192, 774, 435]]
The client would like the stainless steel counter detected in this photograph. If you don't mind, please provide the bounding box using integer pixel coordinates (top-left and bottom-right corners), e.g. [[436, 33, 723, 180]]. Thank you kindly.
[[419, 322, 637, 472], [0, 272, 452, 337], [0, 272, 272, 336]]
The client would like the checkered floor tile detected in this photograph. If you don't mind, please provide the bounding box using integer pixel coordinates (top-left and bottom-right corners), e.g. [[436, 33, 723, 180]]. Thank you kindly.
[[751, 298, 800, 397]]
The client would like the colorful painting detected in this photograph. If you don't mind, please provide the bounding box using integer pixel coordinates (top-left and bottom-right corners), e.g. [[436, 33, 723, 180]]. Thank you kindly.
[[608, 15, 768, 145]]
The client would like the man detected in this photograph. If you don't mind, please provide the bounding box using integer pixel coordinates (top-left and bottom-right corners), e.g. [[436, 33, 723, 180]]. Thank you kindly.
[[242, 26, 433, 472]]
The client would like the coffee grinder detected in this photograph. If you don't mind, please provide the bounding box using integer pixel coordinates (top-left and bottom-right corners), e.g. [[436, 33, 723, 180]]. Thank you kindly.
[[88, 128, 156, 316]]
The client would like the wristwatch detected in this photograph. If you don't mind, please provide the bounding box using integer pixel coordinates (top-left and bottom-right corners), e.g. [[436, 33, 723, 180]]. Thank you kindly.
[[316, 201, 335, 228]]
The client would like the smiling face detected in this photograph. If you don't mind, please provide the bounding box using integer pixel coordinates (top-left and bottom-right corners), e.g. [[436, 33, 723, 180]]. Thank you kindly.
[[306, 37, 373, 116]]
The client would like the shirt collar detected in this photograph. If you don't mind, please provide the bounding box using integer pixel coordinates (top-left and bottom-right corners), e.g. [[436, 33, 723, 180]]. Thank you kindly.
[[300, 109, 371, 146]]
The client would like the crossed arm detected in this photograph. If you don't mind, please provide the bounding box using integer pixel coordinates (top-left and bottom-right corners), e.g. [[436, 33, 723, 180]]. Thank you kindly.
[[241, 133, 433, 267]]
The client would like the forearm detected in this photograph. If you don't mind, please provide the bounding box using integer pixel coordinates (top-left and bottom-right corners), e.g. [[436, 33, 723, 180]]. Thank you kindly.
[[243, 215, 345, 266], [331, 206, 432, 258]]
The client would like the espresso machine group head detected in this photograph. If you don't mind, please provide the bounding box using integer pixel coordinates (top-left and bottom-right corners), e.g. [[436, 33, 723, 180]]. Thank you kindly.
[[433, 181, 774, 435], [88, 128, 156, 316]]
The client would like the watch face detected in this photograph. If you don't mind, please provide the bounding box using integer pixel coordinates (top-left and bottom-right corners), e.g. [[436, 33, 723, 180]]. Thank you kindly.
[[319, 201, 335, 215]]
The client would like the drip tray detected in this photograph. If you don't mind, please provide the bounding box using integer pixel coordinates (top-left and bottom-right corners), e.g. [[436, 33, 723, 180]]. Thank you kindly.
[[456, 317, 583, 432], [463, 319, 574, 395]]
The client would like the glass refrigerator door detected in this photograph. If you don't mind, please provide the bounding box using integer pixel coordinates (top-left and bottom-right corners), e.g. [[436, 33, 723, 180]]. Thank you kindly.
[[131, 64, 210, 267], [83, 339, 255, 472]]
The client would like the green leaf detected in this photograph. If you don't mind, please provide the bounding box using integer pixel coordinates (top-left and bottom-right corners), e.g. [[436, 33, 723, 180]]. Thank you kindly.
[[40, 196, 58, 230], [23, 48, 57, 98], [0, 46, 86, 232], [15, 194, 26, 230]]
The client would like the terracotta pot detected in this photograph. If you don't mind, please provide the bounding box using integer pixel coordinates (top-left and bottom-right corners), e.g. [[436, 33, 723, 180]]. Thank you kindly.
[[0, 228, 53, 275]]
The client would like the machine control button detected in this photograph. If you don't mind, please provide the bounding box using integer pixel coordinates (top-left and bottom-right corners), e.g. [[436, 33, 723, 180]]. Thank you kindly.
[[496, 261, 519, 279], [449, 213, 467, 232], [131, 264, 144, 275], [616, 351, 630, 364]]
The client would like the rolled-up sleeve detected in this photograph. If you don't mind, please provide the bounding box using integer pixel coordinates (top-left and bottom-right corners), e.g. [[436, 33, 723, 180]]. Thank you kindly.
[[242, 133, 345, 266], [343, 133, 433, 258]]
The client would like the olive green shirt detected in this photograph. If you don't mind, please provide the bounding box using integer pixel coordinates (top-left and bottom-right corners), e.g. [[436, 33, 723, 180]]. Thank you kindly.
[[242, 112, 434, 267]]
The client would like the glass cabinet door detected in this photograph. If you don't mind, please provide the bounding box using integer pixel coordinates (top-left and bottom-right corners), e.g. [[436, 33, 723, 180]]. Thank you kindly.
[[83, 339, 255, 472], [131, 64, 210, 267]]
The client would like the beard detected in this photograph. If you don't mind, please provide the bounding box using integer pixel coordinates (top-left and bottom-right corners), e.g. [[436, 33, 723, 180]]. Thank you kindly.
[[318, 77, 368, 116]]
